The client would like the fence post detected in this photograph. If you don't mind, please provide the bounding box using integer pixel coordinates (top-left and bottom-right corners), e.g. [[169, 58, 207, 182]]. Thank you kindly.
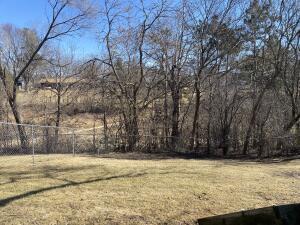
[[31, 125, 35, 165], [72, 129, 75, 156]]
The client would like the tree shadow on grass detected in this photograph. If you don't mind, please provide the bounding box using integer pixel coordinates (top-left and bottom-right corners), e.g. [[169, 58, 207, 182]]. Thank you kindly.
[[84, 152, 203, 161], [0, 164, 102, 186], [82, 152, 300, 164], [212, 157, 300, 167], [0, 163, 208, 207], [0, 171, 147, 207]]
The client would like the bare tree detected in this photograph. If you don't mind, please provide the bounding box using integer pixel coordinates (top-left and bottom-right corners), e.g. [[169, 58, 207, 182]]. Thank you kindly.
[[148, 1, 192, 150], [242, 0, 300, 154], [0, 0, 94, 150], [99, 0, 167, 150], [189, 0, 243, 150]]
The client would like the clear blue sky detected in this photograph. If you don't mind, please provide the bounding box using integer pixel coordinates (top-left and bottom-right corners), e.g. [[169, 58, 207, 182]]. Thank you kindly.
[[0, 0, 100, 58]]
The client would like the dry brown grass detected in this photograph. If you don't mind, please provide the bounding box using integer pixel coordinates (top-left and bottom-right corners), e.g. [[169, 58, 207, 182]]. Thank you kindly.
[[0, 154, 299, 225], [16, 90, 101, 128]]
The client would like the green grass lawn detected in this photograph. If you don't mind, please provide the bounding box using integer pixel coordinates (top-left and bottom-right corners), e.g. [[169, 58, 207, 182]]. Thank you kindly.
[[0, 154, 299, 224]]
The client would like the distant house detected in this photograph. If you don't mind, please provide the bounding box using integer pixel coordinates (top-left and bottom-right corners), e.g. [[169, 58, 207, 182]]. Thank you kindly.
[[35, 78, 66, 90], [40, 81, 59, 89], [35, 77, 83, 90]]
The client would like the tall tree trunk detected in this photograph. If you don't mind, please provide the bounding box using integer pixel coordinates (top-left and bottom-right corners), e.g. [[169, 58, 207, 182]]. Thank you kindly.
[[164, 72, 169, 148], [206, 120, 211, 156], [125, 97, 139, 151], [54, 90, 62, 150], [243, 110, 256, 155], [257, 125, 264, 158], [191, 82, 200, 151], [171, 89, 180, 151], [8, 98, 28, 153], [0, 69, 28, 152], [243, 35, 258, 155], [221, 127, 230, 156], [206, 77, 213, 156], [169, 66, 180, 151], [103, 111, 108, 151], [243, 80, 271, 155]]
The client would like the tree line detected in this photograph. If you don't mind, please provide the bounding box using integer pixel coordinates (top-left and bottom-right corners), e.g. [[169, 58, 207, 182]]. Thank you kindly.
[[0, 0, 299, 157]]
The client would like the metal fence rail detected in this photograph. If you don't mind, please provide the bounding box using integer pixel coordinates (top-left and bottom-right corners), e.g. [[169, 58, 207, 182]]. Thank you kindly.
[[0, 122, 109, 163], [1, 121, 300, 163]]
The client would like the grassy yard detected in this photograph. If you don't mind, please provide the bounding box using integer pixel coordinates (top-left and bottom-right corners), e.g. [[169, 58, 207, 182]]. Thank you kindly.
[[0, 154, 299, 224]]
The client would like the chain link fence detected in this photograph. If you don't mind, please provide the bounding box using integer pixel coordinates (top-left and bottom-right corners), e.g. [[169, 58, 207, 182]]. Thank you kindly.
[[1, 121, 300, 164], [0, 122, 110, 164], [108, 133, 300, 157]]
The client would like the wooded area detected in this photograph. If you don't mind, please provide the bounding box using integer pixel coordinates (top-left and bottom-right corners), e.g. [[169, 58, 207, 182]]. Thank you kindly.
[[0, 0, 299, 158]]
